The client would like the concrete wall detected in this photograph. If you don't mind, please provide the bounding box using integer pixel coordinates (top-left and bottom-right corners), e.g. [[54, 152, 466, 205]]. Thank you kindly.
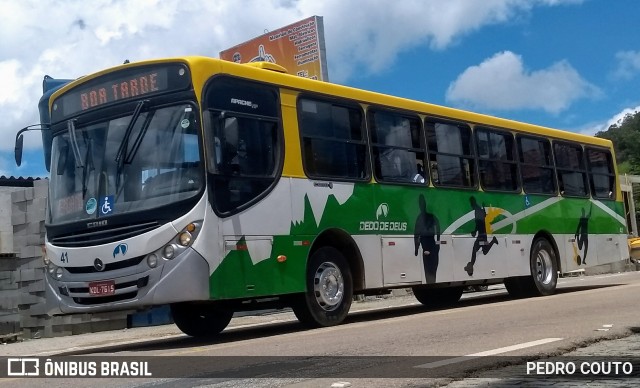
[[0, 186, 24, 254], [1, 181, 127, 340]]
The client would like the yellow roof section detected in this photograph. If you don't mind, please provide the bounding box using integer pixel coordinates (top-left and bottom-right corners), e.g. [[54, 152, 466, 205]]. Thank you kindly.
[[50, 55, 612, 149]]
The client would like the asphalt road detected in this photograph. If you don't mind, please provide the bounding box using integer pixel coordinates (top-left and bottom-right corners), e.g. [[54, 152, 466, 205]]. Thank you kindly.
[[2, 271, 640, 387]]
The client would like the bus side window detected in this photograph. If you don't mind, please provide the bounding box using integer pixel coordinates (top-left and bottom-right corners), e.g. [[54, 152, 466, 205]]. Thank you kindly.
[[425, 120, 476, 188], [554, 142, 588, 197], [517, 135, 556, 195], [298, 98, 368, 181], [204, 109, 280, 214], [475, 127, 519, 192], [369, 109, 425, 184], [586, 148, 615, 199]]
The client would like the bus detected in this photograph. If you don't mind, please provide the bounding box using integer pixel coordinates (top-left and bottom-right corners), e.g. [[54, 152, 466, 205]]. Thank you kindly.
[[15, 56, 629, 337]]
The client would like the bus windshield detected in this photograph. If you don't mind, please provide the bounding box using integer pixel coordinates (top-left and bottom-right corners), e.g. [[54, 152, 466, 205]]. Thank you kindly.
[[48, 103, 202, 224]]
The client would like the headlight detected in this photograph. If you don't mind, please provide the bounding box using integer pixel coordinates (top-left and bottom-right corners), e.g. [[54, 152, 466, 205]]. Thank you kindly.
[[47, 263, 57, 275], [42, 246, 50, 266], [153, 221, 201, 262], [178, 231, 192, 247], [147, 253, 158, 268], [163, 244, 175, 260], [55, 267, 63, 279]]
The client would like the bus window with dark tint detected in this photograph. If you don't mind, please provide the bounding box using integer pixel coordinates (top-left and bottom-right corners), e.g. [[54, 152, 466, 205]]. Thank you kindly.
[[475, 127, 519, 192], [425, 120, 476, 188], [369, 110, 425, 184], [207, 114, 280, 214], [586, 148, 615, 199], [202, 77, 282, 216], [517, 136, 556, 194], [298, 98, 367, 180], [554, 142, 588, 197]]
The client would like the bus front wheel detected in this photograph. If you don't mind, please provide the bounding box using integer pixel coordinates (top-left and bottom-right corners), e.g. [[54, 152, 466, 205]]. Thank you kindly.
[[292, 247, 353, 328], [171, 303, 233, 337]]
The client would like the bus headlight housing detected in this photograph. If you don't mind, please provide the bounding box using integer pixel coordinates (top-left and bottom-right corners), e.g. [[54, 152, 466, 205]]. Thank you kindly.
[[47, 262, 63, 280], [42, 246, 50, 266], [157, 221, 201, 261], [178, 231, 192, 247], [147, 253, 158, 268], [47, 262, 57, 276], [163, 245, 176, 259]]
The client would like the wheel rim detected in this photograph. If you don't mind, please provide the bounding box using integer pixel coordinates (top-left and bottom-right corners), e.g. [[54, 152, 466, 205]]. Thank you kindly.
[[535, 246, 554, 285], [313, 262, 344, 311]]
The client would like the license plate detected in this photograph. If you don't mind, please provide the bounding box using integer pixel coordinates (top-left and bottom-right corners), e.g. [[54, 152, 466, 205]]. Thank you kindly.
[[89, 280, 115, 296]]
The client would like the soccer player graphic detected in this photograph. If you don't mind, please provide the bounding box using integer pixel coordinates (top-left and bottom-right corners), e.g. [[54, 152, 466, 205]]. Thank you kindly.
[[573, 206, 592, 265], [414, 194, 441, 284], [464, 196, 498, 276]]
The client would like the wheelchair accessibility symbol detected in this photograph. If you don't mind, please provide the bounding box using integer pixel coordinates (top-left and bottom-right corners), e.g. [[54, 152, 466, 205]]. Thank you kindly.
[[100, 195, 114, 216]]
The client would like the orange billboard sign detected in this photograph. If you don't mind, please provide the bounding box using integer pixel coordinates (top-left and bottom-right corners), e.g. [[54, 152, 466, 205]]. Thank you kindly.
[[220, 16, 329, 81]]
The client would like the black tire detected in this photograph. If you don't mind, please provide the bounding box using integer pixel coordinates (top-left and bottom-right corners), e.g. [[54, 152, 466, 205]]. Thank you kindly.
[[291, 246, 353, 328], [527, 238, 558, 296], [505, 238, 558, 298], [171, 303, 233, 337], [412, 286, 464, 307]]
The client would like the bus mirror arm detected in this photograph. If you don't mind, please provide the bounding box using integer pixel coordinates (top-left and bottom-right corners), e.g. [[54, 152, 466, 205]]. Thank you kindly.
[[14, 124, 49, 167]]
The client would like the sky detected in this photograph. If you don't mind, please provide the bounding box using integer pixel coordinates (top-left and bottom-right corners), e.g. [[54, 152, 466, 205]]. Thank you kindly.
[[1, 0, 639, 178]]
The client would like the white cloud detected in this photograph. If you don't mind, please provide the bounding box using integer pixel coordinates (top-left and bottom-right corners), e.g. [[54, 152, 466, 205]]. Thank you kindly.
[[0, 0, 584, 157], [318, 0, 583, 80], [579, 104, 640, 136], [612, 50, 640, 80], [445, 51, 601, 114]]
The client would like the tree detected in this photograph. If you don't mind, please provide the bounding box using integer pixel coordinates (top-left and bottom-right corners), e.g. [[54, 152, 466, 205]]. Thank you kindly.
[[596, 110, 640, 231], [595, 110, 640, 174]]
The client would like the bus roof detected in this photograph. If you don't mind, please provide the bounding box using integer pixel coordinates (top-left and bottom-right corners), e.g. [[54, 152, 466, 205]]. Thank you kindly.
[[50, 56, 612, 149]]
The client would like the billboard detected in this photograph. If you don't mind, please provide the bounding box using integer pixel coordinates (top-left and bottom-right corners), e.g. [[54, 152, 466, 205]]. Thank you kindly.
[[220, 16, 329, 81]]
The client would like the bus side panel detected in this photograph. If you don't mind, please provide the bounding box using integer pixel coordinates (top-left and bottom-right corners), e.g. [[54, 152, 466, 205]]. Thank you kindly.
[[352, 235, 384, 289], [209, 179, 308, 299], [505, 235, 532, 277]]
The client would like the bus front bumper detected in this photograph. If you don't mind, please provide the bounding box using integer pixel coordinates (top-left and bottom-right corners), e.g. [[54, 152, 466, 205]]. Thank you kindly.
[[44, 247, 210, 315]]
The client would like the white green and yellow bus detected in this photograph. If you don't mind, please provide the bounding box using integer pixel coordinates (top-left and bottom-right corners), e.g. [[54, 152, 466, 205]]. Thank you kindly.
[[15, 57, 629, 337]]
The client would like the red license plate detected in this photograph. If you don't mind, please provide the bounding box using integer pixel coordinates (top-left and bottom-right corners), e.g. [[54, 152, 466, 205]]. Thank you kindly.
[[89, 280, 115, 296]]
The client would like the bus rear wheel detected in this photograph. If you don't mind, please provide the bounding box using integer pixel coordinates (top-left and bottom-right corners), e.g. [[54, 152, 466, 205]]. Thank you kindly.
[[528, 238, 558, 295], [412, 286, 464, 307], [505, 238, 558, 298], [292, 246, 353, 328], [171, 303, 233, 337]]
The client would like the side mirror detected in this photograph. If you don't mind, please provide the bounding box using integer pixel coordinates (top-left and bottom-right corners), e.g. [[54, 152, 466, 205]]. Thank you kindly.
[[15, 124, 49, 167], [14, 134, 24, 167]]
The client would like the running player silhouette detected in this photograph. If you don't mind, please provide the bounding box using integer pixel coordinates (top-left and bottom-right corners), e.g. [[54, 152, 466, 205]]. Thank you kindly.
[[575, 206, 592, 265], [414, 194, 441, 284], [464, 196, 498, 276]]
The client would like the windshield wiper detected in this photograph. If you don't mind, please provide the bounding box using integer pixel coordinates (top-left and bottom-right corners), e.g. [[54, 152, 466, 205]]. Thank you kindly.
[[125, 110, 155, 164], [81, 132, 94, 198], [115, 100, 147, 189], [115, 100, 147, 166], [67, 119, 84, 168]]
